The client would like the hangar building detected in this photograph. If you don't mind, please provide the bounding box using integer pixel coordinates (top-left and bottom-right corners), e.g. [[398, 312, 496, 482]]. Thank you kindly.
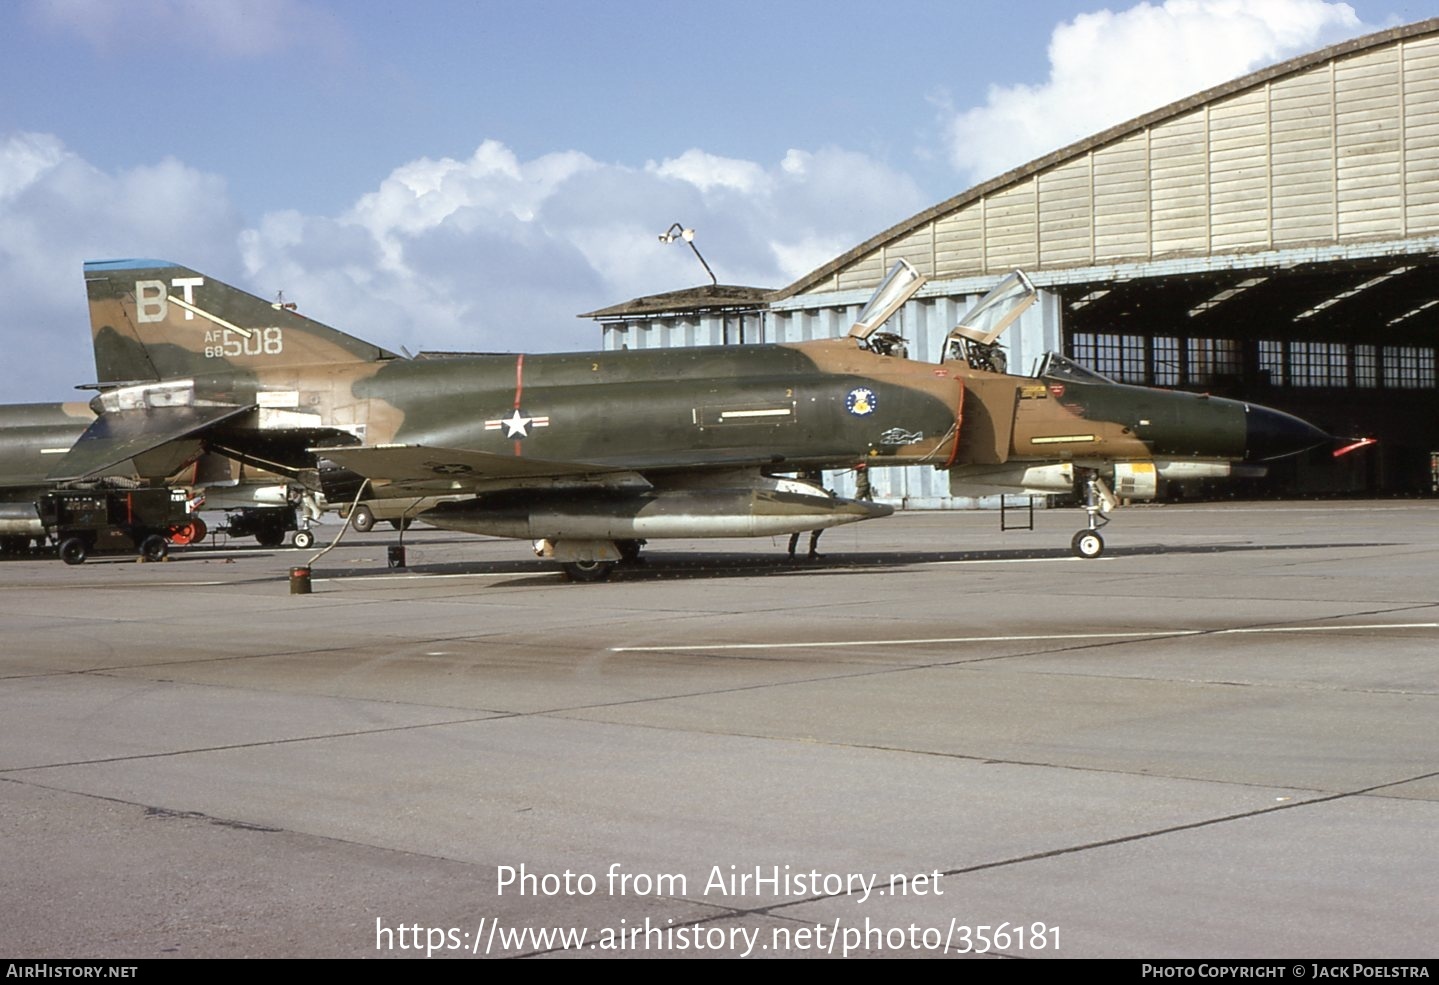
[[587, 19, 1439, 506]]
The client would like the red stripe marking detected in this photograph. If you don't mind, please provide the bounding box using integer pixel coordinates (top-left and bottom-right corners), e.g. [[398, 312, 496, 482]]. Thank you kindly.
[[943, 379, 965, 469], [513, 354, 525, 456]]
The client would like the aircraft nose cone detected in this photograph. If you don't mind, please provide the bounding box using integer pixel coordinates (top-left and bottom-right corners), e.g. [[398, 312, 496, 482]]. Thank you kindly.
[[1245, 405, 1329, 461]]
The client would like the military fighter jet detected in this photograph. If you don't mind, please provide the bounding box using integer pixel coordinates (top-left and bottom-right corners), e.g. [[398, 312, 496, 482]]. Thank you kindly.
[[52, 258, 1328, 580]]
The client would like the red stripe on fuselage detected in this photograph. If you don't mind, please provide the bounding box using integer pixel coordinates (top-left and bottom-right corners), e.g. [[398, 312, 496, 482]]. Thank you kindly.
[[513, 354, 525, 456], [943, 379, 965, 469]]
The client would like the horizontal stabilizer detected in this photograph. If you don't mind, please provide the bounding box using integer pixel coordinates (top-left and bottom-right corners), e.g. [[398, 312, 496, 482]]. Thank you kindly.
[[47, 405, 252, 482]]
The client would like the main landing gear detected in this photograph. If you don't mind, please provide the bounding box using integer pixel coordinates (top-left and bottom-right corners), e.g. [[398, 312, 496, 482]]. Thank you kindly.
[[549, 539, 645, 582], [562, 558, 616, 583], [1071, 470, 1115, 559]]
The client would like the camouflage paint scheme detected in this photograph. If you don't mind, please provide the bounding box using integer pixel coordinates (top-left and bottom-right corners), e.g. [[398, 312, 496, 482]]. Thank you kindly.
[[56, 260, 1327, 576], [0, 403, 93, 497]]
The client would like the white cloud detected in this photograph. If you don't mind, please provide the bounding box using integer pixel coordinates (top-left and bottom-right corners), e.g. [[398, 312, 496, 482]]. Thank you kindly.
[[0, 133, 67, 205], [242, 140, 926, 357], [0, 132, 244, 399], [346, 141, 600, 266], [0, 130, 924, 400], [944, 0, 1369, 184], [649, 150, 770, 196]]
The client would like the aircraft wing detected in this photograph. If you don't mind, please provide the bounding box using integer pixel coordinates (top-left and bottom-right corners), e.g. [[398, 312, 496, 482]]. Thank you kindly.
[[47, 405, 254, 482], [319, 443, 863, 495], [318, 444, 637, 495]]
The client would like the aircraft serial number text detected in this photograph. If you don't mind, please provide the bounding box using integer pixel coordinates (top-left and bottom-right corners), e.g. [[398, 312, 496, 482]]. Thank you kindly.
[[205, 327, 284, 359]]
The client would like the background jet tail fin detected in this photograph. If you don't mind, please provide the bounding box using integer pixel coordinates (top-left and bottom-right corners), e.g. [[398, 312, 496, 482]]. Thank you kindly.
[[84, 259, 399, 384]]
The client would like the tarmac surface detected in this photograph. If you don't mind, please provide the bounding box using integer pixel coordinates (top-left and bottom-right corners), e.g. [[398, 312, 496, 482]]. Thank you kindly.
[[3, 500, 1437, 959]]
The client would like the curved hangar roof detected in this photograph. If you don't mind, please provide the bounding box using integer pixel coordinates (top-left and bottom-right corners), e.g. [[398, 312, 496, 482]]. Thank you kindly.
[[779, 18, 1439, 339]]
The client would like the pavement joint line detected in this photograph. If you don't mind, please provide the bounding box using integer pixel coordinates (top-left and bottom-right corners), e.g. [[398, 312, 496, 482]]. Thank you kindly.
[[0, 714, 519, 775], [609, 622, 1439, 653]]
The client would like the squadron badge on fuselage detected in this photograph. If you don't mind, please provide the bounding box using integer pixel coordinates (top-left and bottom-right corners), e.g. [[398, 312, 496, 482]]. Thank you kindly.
[[845, 387, 878, 417]]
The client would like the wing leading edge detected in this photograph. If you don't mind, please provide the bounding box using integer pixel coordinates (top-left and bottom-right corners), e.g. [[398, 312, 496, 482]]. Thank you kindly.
[[317, 443, 863, 496]]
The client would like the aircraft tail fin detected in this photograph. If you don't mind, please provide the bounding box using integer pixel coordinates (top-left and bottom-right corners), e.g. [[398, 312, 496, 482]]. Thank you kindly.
[[84, 259, 398, 385]]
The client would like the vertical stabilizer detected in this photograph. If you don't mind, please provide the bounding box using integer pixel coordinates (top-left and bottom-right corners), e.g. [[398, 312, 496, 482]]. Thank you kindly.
[[84, 259, 398, 384]]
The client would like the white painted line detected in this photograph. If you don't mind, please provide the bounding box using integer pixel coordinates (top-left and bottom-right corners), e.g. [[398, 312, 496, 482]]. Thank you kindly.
[[167, 294, 253, 337], [613, 630, 1197, 652], [935, 556, 1113, 566], [609, 623, 1439, 653], [1030, 434, 1096, 444], [719, 408, 792, 420], [1218, 623, 1439, 635], [71, 581, 234, 587], [314, 572, 522, 582]]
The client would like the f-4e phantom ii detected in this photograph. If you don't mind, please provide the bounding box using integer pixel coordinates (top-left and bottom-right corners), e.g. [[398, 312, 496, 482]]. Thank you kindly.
[[51, 258, 1329, 580]]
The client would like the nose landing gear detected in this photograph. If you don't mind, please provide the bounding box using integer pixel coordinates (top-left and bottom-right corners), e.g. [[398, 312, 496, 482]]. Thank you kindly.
[[1072, 470, 1115, 559]]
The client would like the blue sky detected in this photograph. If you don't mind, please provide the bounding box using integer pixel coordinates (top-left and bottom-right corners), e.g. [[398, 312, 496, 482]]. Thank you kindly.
[[0, 0, 1428, 400]]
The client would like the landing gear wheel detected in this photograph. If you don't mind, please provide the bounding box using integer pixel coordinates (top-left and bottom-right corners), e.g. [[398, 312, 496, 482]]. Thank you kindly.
[[59, 537, 87, 565], [140, 535, 169, 562], [562, 559, 616, 583], [1071, 529, 1104, 559], [616, 539, 645, 563], [349, 505, 375, 533], [293, 529, 315, 550], [255, 525, 286, 548]]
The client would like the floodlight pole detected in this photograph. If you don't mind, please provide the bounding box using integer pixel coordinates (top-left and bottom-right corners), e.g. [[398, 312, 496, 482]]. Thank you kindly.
[[659, 222, 717, 285]]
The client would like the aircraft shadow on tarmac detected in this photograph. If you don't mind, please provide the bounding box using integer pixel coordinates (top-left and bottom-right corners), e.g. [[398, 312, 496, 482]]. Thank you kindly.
[[311, 540, 1398, 585], [0, 538, 1397, 582]]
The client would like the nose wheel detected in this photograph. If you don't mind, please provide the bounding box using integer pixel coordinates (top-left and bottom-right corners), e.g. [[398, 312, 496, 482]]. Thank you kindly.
[[1072, 470, 1113, 559], [1071, 529, 1104, 559]]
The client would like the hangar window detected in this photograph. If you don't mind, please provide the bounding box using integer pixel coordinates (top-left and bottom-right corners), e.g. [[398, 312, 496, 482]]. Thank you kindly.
[[1382, 346, 1436, 389], [1151, 337, 1180, 385], [1069, 333, 1147, 383], [1186, 338, 1241, 385], [1354, 345, 1377, 388], [1288, 341, 1349, 388], [1119, 336, 1146, 382], [1258, 340, 1285, 386], [1068, 334, 1436, 391]]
